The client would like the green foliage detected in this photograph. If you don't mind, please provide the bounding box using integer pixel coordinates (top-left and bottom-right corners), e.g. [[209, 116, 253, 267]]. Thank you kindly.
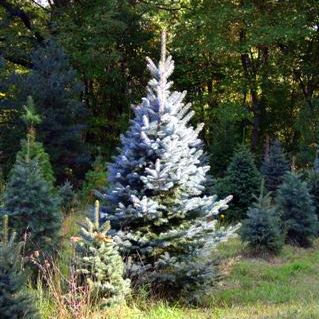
[[307, 169, 319, 221], [76, 201, 130, 308], [18, 40, 89, 182], [0, 215, 40, 319], [0, 169, 5, 208], [217, 144, 261, 223], [261, 140, 290, 193], [240, 181, 284, 254], [16, 136, 55, 186], [276, 172, 318, 247], [59, 180, 76, 214], [3, 157, 62, 255], [81, 155, 107, 204], [21, 96, 41, 128]]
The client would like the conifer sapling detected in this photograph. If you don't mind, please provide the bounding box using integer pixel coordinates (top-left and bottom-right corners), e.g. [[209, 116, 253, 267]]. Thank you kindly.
[[76, 200, 130, 307], [240, 180, 284, 254]]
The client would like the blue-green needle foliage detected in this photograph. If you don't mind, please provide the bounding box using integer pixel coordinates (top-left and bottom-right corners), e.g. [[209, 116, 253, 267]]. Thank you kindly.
[[0, 215, 40, 319], [3, 156, 62, 255], [240, 181, 284, 254], [76, 201, 130, 308], [103, 46, 238, 302], [261, 140, 289, 193], [276, 172, 318, 247], [217, 144, 261, 223]]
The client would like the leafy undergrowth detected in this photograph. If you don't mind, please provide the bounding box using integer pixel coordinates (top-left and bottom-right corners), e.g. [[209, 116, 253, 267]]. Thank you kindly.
[[34, 216, 319, 319]]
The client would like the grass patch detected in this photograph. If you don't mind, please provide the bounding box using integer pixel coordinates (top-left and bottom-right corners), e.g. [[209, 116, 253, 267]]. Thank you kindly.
[[35, 234, 319, 318]]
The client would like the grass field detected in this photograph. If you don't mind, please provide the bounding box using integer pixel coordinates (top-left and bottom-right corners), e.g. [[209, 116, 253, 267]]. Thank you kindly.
[[36, 224, 319, 319]]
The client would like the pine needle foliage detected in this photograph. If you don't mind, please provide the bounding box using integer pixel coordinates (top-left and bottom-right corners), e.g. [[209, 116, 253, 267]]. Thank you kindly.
[[76, 200, 130, 308], [17, 96, 55, 185], [218, 144, 261, 223], [276, 172, 318, 247], [0, 215, 40, 319], [3, 156, 62, 255], [261, 140, 289, 193], [308, 149, 319, 221], [240, 181, 284, 254], [103, 37, 238, 302]]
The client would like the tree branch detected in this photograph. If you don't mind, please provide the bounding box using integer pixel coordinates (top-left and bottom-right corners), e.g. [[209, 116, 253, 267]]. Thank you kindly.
[[0, 0, 45, 43]]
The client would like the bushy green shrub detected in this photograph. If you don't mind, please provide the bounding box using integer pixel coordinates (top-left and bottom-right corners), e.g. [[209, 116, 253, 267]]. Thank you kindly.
[[75, 201, 130, 307], [217, 144, 261, 223], [276, 172, 318, 247], [240, 182, 284, 254], [0, 215, 40, 319]]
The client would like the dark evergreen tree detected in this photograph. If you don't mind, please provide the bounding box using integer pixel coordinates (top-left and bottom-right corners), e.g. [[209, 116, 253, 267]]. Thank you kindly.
[[217, 144, 261, 223], [276, 172, 318, 247], [0, 215, 40, 319], [261, 140, 289, 193], [103, 35, 238, 302], [240, 181, 284, 254], [2, 156, 62, 255], [15, 40, 89, 182], [305, 149, 319, 227]]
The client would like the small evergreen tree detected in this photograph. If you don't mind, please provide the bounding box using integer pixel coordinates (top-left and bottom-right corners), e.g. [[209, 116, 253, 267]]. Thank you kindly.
[[0, 215, 40, 319], [276, 172, 318, 247], [240, 181, 284, 254], [76, 200, 130, 308], [261, 140, 289, 193], [16, 96, 55, 185], [2, 156, 62, 255], [218, 144, 261, 223], [103, 33, 238, 302]]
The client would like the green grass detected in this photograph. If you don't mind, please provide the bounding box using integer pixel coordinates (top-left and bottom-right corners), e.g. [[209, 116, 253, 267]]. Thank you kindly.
[[36, 232, 319, 318]]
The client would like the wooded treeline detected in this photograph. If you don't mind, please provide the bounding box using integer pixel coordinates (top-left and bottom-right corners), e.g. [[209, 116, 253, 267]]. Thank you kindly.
[[1, 0, 319, 182]]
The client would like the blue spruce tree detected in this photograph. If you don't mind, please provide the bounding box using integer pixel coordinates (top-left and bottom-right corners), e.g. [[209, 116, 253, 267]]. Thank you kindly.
[[261, 140, 289, 193], [102, 33, 238, 302]]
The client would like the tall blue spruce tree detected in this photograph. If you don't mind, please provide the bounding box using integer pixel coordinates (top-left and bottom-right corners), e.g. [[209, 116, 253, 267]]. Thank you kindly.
[[102, 33, 238, 302]]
